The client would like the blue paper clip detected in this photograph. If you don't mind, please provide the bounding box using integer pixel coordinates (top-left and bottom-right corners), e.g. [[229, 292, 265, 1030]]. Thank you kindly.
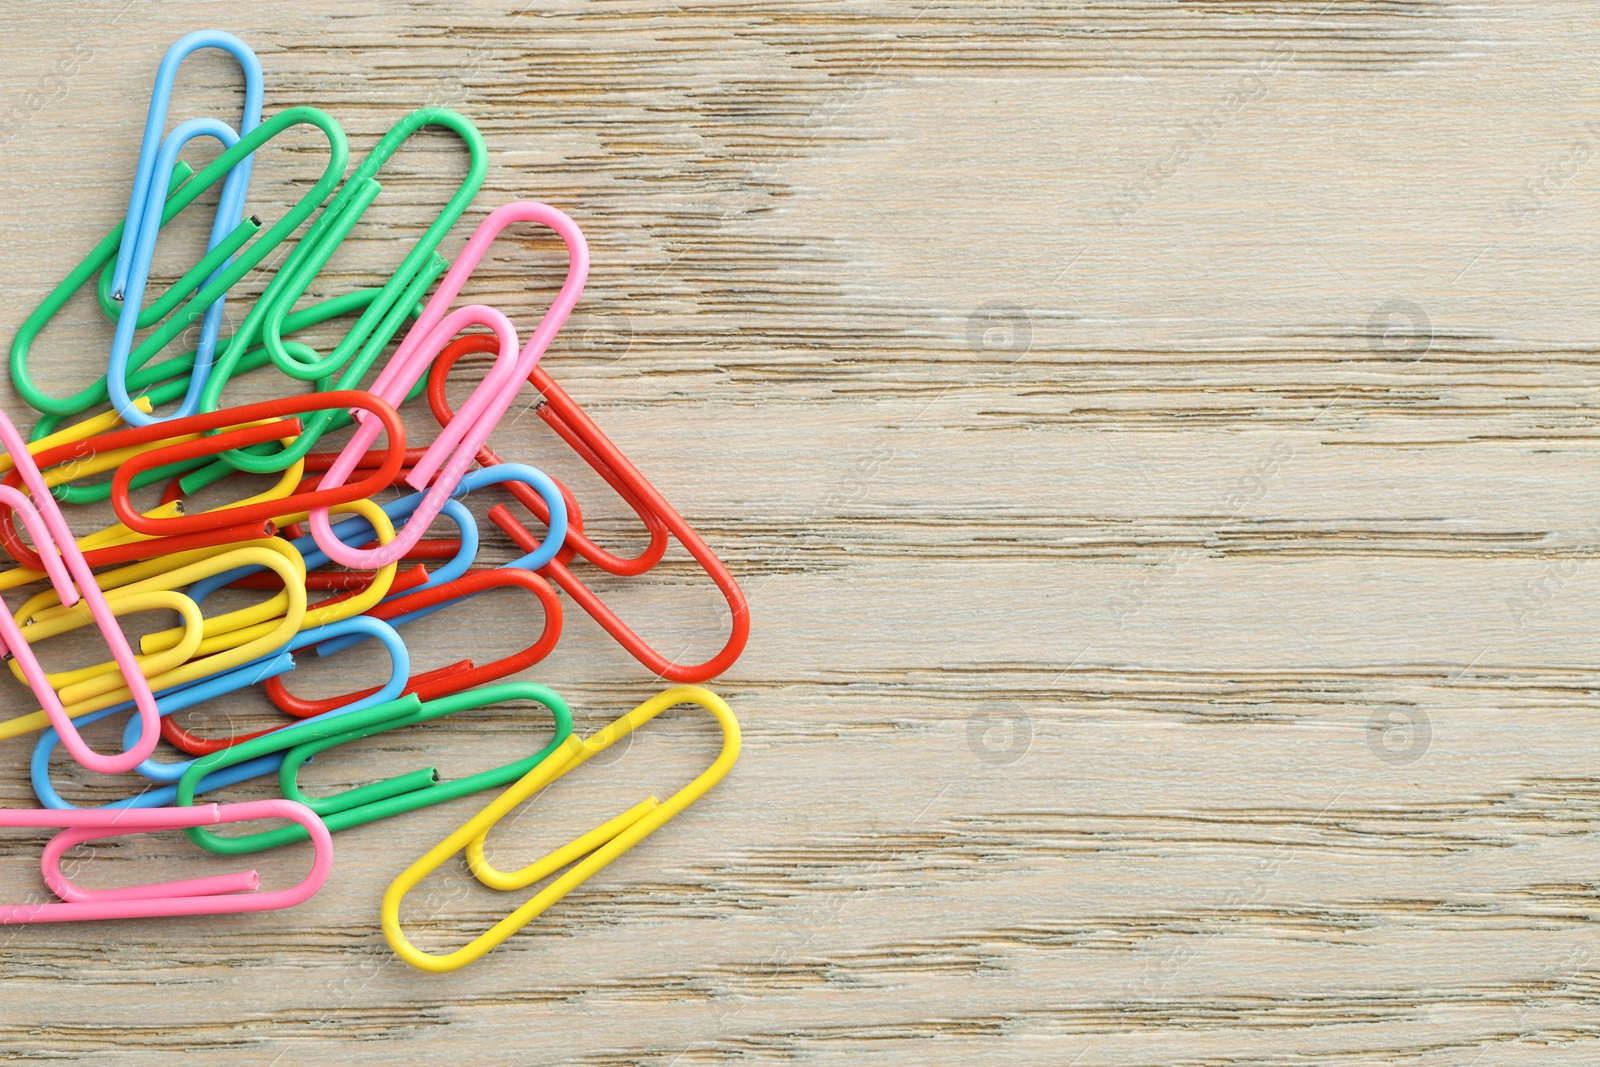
[[31, 617, 409, 810], [32, 652, 293, 810], [110, 30, 263, 425], [109, 118, 252, 426]]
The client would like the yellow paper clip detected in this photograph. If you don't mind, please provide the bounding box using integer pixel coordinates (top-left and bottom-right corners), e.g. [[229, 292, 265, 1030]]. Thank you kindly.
[[0, 543, 307, 743], [381, 686, 741, 973], [132, 497, 408, 659]]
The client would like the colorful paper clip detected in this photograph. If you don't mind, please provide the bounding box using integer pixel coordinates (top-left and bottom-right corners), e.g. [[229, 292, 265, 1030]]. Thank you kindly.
[[125, 498, 422, 666], [192, 111, 484, 478], [14, 161, 208, 418], [0, 392, 403, 563], [98, 106, 348, 426], [158, 608, 433, 757], [0, 395, 396, 572], [263, 567, 563, 717], [0, 801, 330, 923], [21, 288, 427, 490], [112, 31, 262, 303], [381, 686, 739, 972]]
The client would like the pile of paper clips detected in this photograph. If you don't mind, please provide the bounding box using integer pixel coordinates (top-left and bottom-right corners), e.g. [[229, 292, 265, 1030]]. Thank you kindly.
[[0, 31, 748, 973]]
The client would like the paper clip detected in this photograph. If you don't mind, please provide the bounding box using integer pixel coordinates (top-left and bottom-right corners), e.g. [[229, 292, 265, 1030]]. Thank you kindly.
[[0, 407, 308, 573], [13, 157, 258, 422], [306, 201, 589, 570], [276, 496, 476, 602], [0, 482, 270, 576], [13, 161, 206, 417], [262, 567, 563, 718], [30, 616, 412, 810], [175, 682, 576, 855], [111, 394, 405, 539], [0, 393, 403, 565], [259, 108, 484, 380], [431, 336, 663, 574], [0, 409, 168, 774], [0, 402, 165, 595], [104, 105, 348, 425], [107, 115, 254, 425], [382, 686, 740, 973], [111, 31, 262, 303], [184, 109, 486, 480], [0, 400, 348, 575], [108, 32, 264, 425], [136, 615, 412, 769], [0, 801, 330, 923], [0, 541, 306, 749], [128, 502, 454, 758], [91, 500, 435, 757], [429, 336, 749, 682], [275, 448, 517, 568], [196, 113, 485, 476]]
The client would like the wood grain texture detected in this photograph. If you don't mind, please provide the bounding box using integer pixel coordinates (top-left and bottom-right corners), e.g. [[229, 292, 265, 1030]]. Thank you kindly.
[[2, 0, 1599, 1063]]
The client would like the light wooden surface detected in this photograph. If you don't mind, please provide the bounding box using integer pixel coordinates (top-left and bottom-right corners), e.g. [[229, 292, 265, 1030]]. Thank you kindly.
[[2, 1, 1600, 1063]]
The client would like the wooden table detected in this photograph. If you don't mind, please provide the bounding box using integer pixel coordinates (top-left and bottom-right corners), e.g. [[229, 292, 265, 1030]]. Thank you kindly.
[[1, 3, 1598, 1063]]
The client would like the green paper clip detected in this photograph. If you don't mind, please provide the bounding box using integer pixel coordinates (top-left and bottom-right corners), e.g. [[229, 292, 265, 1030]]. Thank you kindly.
[[199, 108, 487, 477], [10, 106, 349, 420], [176, 683, 575, 855]]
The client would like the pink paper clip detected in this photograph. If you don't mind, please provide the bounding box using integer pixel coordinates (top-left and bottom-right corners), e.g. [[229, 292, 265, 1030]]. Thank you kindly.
[[0, 800, 332, 923], [308, 202, 588, 569], [0, 410, 166, 774]]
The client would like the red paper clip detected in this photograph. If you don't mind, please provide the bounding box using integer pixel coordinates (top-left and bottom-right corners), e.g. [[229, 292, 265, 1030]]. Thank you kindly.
[[0, 393, 406, 571], [107, 391, 406, 536], [262, 568, 563, 719], [427, 334, 748, 682]]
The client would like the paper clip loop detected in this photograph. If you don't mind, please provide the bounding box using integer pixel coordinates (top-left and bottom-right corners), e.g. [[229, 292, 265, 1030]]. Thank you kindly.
[[13, 161, 204, 418], [112, 31, 262, 303], [108, 32, 263, 424], [382, 686, 740, 973]]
